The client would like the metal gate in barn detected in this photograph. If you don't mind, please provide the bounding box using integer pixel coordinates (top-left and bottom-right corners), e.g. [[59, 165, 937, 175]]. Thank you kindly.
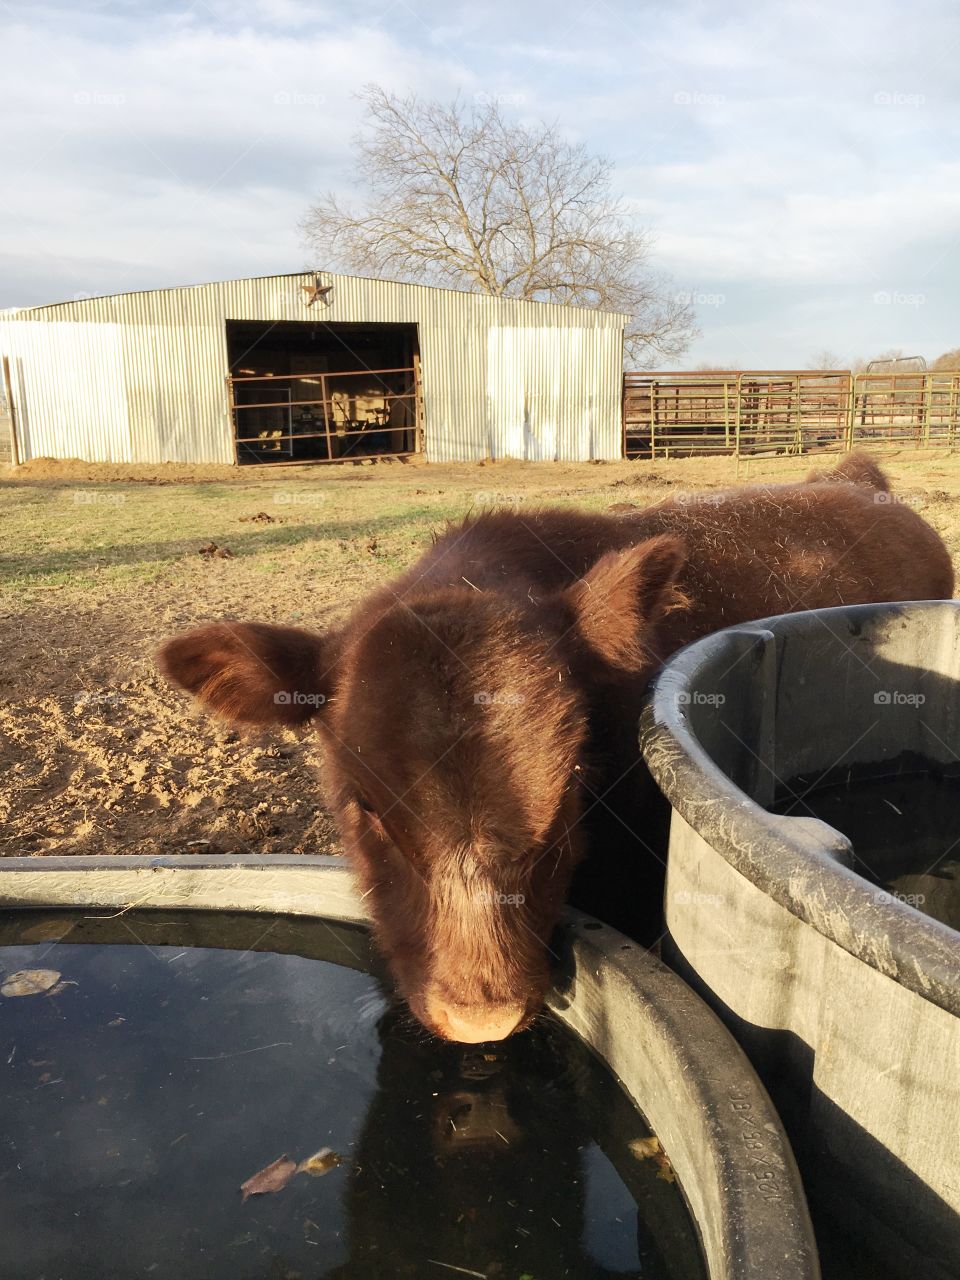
[[229, 363, 423, 463], [226, 319, 424, 464]]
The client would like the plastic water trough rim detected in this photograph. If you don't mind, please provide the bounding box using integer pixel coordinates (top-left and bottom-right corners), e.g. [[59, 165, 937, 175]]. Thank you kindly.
[[640, 600, 960, 1020], [0, 853, 818, 1280]]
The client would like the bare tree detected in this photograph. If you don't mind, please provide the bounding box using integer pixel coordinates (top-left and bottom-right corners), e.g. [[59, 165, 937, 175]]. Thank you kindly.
[[301, 86, 696, 367], [932, 347, 960, 371], [808, 349, 846, 370]]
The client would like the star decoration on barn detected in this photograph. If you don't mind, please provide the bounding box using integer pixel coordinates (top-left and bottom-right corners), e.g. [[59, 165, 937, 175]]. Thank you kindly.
[[302, 275, 334, 307]]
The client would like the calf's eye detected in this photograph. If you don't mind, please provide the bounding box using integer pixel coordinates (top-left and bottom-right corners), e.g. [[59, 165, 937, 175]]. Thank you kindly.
[[356, 794, 378, 817]]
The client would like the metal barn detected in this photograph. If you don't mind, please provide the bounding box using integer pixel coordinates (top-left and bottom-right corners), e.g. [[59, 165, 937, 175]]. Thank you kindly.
[[0, 272, 628, 466]]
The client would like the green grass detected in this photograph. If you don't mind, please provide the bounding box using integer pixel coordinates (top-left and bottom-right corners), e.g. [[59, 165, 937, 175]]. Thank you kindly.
[[0, 476, 476, 604], [12, 450, 956, 609]]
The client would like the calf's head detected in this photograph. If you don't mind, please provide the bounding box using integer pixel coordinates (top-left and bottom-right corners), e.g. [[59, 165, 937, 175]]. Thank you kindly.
[[159, 535, 684, 1042]]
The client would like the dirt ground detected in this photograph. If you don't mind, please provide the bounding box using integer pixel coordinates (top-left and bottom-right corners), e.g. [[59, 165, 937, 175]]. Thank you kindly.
[[4, 449, 960, 860]]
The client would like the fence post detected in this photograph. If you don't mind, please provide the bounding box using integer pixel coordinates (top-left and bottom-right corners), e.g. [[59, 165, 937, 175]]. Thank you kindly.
[[734, 373, 742, 457], [922, 372, 933, 448], [845, 373, 856, 452], [320, 373, 333, 461], [413, 353, 425, 455], [649, 380, 657, 460], [624, 371, 632, 460], [226, 374, 240, 465], [723, 379, 730, 449]]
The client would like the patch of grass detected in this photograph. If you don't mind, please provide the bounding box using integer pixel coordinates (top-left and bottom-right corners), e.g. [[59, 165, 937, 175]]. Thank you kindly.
[[5, 451, 960, 608], [0, 481, 445, 601]]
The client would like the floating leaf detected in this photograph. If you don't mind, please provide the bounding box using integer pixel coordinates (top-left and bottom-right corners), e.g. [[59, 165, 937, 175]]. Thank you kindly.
[[629, 1134, 675, 1182], [1, 969, 61, 998], [241, 1155, 297, 1202], [48, 980, 78, 997], [297, 1148, 341, 1178]]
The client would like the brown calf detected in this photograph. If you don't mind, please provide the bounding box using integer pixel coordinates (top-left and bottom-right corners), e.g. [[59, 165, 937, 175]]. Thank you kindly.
[[159, 455, 953, 1042]]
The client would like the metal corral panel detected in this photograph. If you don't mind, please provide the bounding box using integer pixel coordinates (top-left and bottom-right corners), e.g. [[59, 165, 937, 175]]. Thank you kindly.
[[0, 273, 627, 464]]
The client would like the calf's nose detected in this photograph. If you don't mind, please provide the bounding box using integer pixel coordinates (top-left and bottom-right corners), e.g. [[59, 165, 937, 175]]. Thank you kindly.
[[434, 1003, 526, 1043]]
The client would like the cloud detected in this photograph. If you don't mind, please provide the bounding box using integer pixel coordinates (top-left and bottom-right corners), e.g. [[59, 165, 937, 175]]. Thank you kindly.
[[0, 5, 468, 301], [2, 0, 959, 364], [0, 933, 385, 1279]]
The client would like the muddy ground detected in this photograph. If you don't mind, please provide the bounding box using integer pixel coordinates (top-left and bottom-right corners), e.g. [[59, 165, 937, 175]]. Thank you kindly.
[[4, 450, 960, 859]]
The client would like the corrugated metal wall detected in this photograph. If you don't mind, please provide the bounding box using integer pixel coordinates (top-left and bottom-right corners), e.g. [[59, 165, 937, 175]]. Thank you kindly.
[[0, 274, 627, 464]]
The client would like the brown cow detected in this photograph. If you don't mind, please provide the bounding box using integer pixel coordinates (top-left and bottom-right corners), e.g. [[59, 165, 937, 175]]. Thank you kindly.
[[159, 455, 953, 1042]]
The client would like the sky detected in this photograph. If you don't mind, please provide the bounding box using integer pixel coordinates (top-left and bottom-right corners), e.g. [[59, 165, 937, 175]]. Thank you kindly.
[[1, 0, 959, 367]]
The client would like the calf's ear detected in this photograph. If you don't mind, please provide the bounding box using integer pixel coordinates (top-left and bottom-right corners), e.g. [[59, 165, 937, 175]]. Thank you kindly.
[[157, 622, 332, 726], [565, 535, 686, 673]]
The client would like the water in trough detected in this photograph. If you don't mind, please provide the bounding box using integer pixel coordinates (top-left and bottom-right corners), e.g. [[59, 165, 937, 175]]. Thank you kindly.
[[0, 909, 706, 1280], [772, 756, 960, 931]]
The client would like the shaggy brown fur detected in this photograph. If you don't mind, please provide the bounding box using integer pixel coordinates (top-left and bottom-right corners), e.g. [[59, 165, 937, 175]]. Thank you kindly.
[[159, 454, 953, 1042]]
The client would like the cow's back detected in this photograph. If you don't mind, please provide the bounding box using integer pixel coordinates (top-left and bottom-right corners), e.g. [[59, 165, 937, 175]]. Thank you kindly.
[[403, 475, 953, 648], [641, 479, 954, 654]]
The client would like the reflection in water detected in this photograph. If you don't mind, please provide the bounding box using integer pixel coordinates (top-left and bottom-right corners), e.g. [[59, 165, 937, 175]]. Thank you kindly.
[[0, 911, 704, 1280], [332, 1009, 702, 1279], [772, 756, 960, 930]]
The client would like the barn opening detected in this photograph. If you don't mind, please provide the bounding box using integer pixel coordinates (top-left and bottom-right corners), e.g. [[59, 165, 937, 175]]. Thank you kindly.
[[225, 320, 421, 464]]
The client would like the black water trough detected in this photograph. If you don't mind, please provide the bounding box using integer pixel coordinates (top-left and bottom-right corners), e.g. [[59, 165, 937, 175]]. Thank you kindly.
[[642, 600, 960, 1280], [0, 854, 819, 1280]]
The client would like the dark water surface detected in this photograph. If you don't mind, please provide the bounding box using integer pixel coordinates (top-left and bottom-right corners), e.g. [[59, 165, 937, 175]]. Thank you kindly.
[[0, 910, 704, 1280], [771, 760, 960, 931]]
